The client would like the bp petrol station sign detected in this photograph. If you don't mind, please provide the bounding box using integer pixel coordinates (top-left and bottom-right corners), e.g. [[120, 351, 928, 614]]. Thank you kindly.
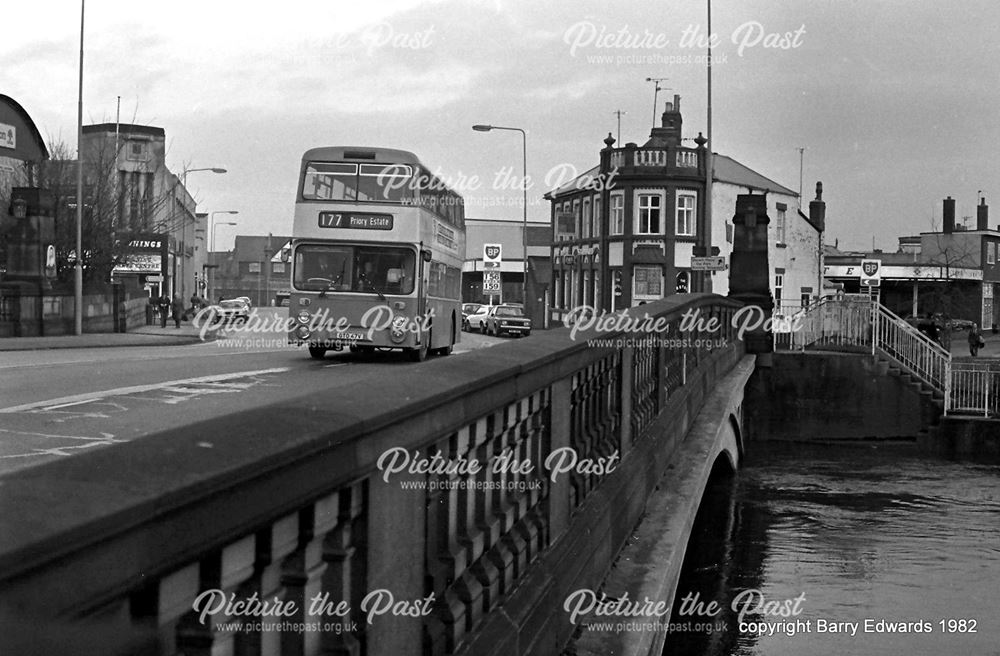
[[860, 259, 882, 287], [483, 243, 502, 294]]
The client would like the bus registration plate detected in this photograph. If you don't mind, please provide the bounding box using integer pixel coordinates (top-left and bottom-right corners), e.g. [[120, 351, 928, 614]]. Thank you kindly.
[[318, 212, 394, 230]]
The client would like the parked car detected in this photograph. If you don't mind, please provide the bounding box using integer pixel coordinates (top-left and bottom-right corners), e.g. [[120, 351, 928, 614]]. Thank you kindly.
[[215, 299, 251, 324], [485, 304, 532, 337], [464, 304, 492, 332], [461, 303, 484, 331]]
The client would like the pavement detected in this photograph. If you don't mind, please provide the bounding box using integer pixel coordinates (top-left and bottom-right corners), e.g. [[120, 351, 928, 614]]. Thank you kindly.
[[0, 322, 212, 351], [947, 329, 1000, 360]]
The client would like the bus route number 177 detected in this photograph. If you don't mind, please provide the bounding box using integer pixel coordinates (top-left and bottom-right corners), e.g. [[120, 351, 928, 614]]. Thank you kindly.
[[318, 212, 394, 230]]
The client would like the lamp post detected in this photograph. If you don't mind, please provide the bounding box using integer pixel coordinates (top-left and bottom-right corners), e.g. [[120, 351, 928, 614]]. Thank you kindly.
[[74, 0, 85, 335], [472, 124, 528, 306], [176, 168, 226, 299], [209, 215, 237, 301], [210, 212, 239, 251]]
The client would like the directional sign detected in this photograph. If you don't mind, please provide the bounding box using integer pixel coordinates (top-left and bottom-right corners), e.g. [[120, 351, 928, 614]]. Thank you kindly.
[[690, 256, 727, 271], [860, 259, 882, 287], [484, 243, 502, 269]]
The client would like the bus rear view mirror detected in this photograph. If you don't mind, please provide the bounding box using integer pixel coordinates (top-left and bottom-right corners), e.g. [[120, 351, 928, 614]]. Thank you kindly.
[[421, 250, 432, 262]]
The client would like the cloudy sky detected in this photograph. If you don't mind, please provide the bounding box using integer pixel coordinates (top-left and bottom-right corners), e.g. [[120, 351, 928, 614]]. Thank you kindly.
[[3, 0, 999, 251]]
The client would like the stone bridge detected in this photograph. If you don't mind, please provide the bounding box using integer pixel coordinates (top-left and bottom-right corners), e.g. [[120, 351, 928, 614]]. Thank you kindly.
[[0, 293, 753, 656]]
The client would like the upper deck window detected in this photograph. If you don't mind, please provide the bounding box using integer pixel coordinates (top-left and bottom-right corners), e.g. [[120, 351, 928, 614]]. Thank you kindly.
[[303, 162, 413, 203]]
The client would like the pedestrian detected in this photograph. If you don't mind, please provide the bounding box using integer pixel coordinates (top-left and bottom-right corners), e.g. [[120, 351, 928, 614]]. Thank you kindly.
[[171, 294, 185, 329], [157, 293, 170, 328], [968, 323, 983, 357]]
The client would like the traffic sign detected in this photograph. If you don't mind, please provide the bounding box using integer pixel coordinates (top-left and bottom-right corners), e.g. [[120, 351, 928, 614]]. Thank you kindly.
[[860, 259, 882, 287], [484, 243, 502, 269], [690, 256, 727, 271], [146, 275, 163, 283]]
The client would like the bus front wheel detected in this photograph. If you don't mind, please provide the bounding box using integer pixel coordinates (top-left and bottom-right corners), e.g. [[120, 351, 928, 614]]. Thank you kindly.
[[308, 346, 327, 360]]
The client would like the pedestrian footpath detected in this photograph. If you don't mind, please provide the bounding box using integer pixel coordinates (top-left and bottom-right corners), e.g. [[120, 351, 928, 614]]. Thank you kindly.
[[0, 323, 212, 351]]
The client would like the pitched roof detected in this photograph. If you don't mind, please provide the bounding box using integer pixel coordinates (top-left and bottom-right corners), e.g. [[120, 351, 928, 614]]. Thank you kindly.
[[543, 164, 601, 200], [544, 155, 797, 201], [713, 154, 797, 197]]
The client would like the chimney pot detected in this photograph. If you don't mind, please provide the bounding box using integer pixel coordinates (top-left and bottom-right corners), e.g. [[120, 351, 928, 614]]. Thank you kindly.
[[943, 196, 956, 234]]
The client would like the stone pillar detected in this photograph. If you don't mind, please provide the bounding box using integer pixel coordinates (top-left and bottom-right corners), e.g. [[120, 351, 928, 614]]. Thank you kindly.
[[728, 194, 774, 357], [4, 187, 55, 285]]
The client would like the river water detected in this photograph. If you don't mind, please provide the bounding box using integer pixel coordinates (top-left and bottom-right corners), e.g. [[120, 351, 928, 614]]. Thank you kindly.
[[664, 441, 1000, 656]]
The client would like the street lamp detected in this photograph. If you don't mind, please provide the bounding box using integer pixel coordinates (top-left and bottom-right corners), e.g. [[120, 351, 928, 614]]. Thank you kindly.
[[182, 167, 227, 187], [210, 211, 239, 251], [175, 167, 226, 299], [472, 124, 528, 307]]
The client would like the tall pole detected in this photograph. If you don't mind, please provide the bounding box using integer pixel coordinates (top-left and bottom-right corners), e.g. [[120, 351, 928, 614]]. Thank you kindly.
[[798, 147, 805, 209], [471, 125, 527, 305], [704, 0, 713, 293], [521, 128, 527, 307], [74, 0, 85, 335]]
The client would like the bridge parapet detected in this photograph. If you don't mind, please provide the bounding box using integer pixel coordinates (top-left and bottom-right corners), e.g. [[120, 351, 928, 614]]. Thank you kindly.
[[0, 294, 745, 656]]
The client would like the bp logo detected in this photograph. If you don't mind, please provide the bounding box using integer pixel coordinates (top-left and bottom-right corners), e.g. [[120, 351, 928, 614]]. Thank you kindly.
[[485, 245, 501, 260], [862, 261, 879, 276]]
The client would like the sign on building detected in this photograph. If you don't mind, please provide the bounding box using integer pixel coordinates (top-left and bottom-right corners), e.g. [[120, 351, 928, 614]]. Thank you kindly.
[[0, 123, 16, 150], [483, 243, 502, 269], [860, 259, 882, 287]]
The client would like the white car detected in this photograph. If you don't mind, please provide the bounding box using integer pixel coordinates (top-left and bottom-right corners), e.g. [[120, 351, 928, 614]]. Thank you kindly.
[[465, 305, 493, 332]]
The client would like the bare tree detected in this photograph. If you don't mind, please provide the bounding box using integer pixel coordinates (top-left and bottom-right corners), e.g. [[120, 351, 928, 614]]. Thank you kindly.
[[35, 135, 173, 287]]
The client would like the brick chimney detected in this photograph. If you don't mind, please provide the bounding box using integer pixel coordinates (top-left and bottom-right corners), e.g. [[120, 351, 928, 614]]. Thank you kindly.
[[809, 181, 825, 232], [943, 196, 956, 233], [977, 197, 989, 231], [648, 94, 683, 147]]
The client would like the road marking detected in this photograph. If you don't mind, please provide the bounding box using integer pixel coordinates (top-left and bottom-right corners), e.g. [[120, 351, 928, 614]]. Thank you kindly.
[[323, 363, 350, 368], [0, 367, 291, 414]]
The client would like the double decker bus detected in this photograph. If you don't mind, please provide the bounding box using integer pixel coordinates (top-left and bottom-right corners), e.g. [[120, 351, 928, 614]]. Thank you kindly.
[[288, 147, 466, 361]]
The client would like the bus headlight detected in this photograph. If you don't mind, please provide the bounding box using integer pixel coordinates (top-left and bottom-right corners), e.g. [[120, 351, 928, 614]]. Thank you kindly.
[[297, 310, 311, 323], [296, 325, 311, 339], [390, 316, 408, 343]]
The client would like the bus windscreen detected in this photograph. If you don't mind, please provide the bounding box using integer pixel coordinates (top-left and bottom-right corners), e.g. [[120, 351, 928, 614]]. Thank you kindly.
[[302, 163, 413, 203], [293, 244, 416, 295]]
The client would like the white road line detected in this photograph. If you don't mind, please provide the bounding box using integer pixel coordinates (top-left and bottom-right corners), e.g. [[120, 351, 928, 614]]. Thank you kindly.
[[0, 367, 291, 414]]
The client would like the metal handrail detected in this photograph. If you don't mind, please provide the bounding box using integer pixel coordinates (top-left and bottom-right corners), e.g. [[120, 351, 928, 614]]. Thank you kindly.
[[872, 303, 950, 393]]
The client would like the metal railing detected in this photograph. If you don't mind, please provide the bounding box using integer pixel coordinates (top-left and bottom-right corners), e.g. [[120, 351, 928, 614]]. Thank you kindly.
[[873, 303, 950, 394], [775, 296, 953, 398], [945, 361, 1000, 417], [774, 296, 873, 352]]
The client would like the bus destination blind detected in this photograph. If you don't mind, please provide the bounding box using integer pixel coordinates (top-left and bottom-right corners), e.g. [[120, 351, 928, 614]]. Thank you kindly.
[[318, 212, 394, 230]]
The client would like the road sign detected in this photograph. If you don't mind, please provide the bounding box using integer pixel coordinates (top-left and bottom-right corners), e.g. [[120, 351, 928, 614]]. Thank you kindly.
[[146, 275, 163, 283], [484, 243, 502, 269], [860, 259, 882, 287], [690, 256, 727, 271]]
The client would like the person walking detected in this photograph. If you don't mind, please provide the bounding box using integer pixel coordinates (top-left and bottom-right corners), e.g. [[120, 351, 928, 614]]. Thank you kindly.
[[157, 293, 171, 328], [171, 294, 185, 329], [968, 323, 983, 357]]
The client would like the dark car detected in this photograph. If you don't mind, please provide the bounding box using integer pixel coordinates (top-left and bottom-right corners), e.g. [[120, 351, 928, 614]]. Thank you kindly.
[[904, 314, 948, 344], [485, 304, 531, 337]]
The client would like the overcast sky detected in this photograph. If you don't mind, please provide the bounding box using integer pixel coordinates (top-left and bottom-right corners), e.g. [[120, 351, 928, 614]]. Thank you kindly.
[[4, 0, 1000, 251]]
